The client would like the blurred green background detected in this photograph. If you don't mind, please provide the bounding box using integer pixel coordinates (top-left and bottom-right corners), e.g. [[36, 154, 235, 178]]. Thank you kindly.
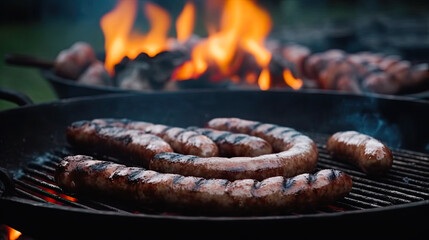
[[1, 0, 428, 110]]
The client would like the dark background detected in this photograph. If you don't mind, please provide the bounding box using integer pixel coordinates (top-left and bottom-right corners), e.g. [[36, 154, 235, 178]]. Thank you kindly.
[[0, 0, 428, 109]]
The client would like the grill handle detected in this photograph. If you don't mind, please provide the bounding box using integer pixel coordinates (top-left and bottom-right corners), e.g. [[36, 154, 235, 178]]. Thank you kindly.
[[0, 89, 33, 107]]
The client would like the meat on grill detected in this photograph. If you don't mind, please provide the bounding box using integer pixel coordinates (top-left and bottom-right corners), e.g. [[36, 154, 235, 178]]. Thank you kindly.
[[187, 127, 273, 157], [66, 121, 173, 167], [89, 118, 219, 157], [54, 42, 97, 80], [326, 131, 393, 175], [55, 155, 353, 215], [282, 44, 429, 94], [151, 118, 318, 180]]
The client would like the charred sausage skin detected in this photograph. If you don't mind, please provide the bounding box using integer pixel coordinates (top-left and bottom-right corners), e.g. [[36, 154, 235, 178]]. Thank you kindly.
[[66, 121, 173, 167], [91, 119, 219, 158], [326, 131, 393, 175], [55, 155, 352, 215], [152, 118, 318, 180]]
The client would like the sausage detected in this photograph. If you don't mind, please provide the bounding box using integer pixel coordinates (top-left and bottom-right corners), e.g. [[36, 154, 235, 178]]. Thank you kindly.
[[55, 42, 97, 80], [91, 119, 219, 157], [151, 118, 318, 180], [66, 120, 173, 167], [55, 155, 353, 215], [187, 127, 273, 157], [326, 131, 393, 175]]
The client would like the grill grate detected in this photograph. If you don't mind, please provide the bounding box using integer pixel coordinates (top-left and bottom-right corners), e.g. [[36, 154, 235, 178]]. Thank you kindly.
[[10, 140, 429, 216]]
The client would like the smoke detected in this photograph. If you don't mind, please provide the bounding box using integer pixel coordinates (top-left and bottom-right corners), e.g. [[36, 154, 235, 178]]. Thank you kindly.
[[344, 111, 402, 149], [334, 96, 402, 149]]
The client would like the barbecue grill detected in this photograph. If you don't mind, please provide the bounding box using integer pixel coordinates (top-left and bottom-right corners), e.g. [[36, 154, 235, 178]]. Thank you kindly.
[[0, 89, 428, 239]]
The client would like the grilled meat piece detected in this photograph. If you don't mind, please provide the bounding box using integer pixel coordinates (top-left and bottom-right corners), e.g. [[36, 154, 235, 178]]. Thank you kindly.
[[66, 121, 173, 167], [55, 155, 353, 215], [326, 131, 393, 175]]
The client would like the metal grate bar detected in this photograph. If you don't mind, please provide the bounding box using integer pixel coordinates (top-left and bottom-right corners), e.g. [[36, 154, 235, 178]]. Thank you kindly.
[[14, 178, 95, 210]]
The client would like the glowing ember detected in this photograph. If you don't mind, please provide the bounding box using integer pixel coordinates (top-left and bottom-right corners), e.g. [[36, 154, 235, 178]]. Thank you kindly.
[[283, 69, 303, 90], [100, 0, 171, 75]]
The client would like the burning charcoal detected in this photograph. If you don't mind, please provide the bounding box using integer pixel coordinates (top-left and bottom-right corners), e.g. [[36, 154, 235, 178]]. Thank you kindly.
[[77, 60, 112, 86], [54, 42, 96, 80], [114, 51, 187, 91]]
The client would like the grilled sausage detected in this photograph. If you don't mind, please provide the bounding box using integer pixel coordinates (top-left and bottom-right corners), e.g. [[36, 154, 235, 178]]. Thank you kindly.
[[91, 119, 219, 157], [326, 131, 393, 175], [66, 121, 173, 167], [55, 155, 353, 215], [151, 118, 318, 180], [55, 42, 96, 80], [187, 127, 272, 157]]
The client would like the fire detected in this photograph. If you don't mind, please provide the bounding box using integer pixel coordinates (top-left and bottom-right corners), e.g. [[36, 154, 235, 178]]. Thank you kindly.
[[173, 0, 273, 86], [283, 69, 303, 90], [176, 2, 195, 43], [5, 226, 21, 240], [100, 0, 303, 91], [101, 0, 171, 75], [258, 68, 271, 90]]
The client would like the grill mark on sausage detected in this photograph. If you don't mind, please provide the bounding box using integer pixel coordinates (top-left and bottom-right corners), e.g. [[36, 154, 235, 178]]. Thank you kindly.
[[231, 135, 246, 144], [248, 122, 263, 131], [283, 178, 295, 191], [90, 161, 112, 172], [212, 132, 232, 142], [263, 125, 278, 134], [306, 174, 317, 184], [128, 169, 143, 183], [328, 169, 340, 181], [113, 135, 133, 145], [193, 178, 207, 191]]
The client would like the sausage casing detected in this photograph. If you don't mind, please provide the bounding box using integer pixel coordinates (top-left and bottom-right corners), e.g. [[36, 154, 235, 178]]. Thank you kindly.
[[66, 120, 173, 167], [326, 131, 393, 175], [55, 155, 353, 215]]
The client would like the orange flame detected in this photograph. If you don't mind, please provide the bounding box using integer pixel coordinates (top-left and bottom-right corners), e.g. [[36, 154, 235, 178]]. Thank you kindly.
[[5, 226, 22, 240], [258, 68, 271, 90], [283, 69, 303, 90], [101, 0, 171, 75], [176, 2, 195, 43], [173, 0, 273, 88]]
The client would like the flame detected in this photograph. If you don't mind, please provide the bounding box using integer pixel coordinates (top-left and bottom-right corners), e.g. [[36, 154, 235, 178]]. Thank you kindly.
[[176, 2, 195, 43], [173, 0, 273, 89], [258, 67, 271, 90], [101, 0, 171, 75], [6, 226, 22, 240], [283, 69, 303, 90]]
